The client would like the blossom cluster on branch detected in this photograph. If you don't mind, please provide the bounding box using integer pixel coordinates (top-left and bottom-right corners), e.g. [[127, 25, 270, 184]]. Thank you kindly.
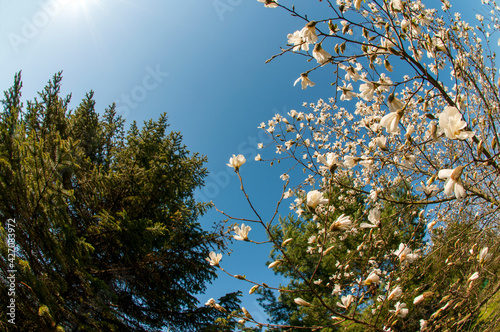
[[208, 0, 500, 330]]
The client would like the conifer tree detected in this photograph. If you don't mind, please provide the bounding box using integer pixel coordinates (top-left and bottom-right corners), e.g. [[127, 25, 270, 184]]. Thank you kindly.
[[0, 72, 238, 331]]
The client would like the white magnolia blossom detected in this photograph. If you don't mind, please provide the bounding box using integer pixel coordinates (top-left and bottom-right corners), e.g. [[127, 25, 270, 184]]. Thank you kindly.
[[438, 166, 466, 199], [364, 271, 381, 285], [294, 297, 312, 307], [268, 260, 282, 268], [299, 21, 318, 45], [287, 30, 309, 51], [336, 294, 355, 309], [479, 247, 492, 265], [227, 154, 246, 170], [387, 94, 404, 113], [338, 82, 357, 101], [339, 63, 361, 81], [390, 302, 408, 317], [438, 106, 475, 140], [414, 294, 425, 305], [317, 152, 342, 171], [257, 0, 278, 8], [420, 319, 428, 331], [233, 223, 251, 241], [294, 73, 315, 89], [468, 271, 479, 283], [206, 252, 222, 267], [374, 136, 387, 150], [390, 0, 402, 11], [330, 214, 352, 230], [360, 208, 380, 228], [387, 286, 403, 301], [380, 111, 401, 134], [359, 80, 376, 101], [313, 44, 332, 65], [393, 243, 419, 264], [306, 190, 329, 209], [344, 155, 358, 168], [416, 181, 440, 197]]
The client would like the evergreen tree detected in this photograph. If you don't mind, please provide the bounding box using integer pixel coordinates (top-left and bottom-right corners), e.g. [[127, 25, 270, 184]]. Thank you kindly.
[[0, 72, 238, 331]]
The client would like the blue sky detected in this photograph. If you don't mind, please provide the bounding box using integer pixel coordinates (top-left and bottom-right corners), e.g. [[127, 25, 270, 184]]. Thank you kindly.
[[0, 0, 486, 325], [0, 0, 316, 320]]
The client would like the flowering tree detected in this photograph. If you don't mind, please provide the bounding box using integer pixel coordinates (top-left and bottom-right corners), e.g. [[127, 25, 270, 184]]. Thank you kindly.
[[208, 0, 500, 330]]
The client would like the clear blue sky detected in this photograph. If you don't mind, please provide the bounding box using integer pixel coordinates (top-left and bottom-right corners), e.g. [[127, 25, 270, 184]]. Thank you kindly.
[[0, 0, 485, 325]]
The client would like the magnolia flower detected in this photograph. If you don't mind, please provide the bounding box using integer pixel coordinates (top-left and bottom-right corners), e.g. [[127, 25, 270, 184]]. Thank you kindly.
[[427, 220, 438, 231], [287, 30, 309, 51], [339, 63, 361, 81], [354, 0, 362, 10], [233, 224, 251, 241], [420, 319, 428, 331], [294, 297, 312, 307], [388, 286, 403, 301], [374, 136, 387, 150], [344, 155, 358, 168], [360, 208, 380, 228], [380, 37, 396, 52], [468, 271, 479, 283], [359, 157, 374, 170], [438, 106, 474, 140], [438, 166, 466, 199], [205, 298, 216, 306], [227, 154, 246, 170], [380, 111, 402, 134], [414, 294, 424, 305], [416, 181, 440, 197], [390, 302, 408, 318], [364, 271, 380, 285], [257, 0, 278, 8], [294, 73, 315, 89], [402, 154, 416, 167], [359, 80, 376, 101], [206, 252, 222, 266], [338, 83, 357, 101], [313, 43, 332, 66], [479, 247, 492, 265], [306, 190, 329, 209], [268, 260, 282, 268], [330, 214, 352, 231], [390, 0, 402, 11], [299, 21, 318, 44], [387, 94, 404, 113], [317, 152, 342, 171], [393, 243, 419, 263], [337, 294, 355, 309]]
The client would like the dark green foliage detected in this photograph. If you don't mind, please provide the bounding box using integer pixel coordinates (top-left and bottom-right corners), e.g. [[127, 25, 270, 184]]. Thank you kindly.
[[0, 72, 238, 331]]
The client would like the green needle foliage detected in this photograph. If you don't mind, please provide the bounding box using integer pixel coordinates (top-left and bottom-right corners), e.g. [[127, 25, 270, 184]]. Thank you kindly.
[[0, 72, 239, 332]]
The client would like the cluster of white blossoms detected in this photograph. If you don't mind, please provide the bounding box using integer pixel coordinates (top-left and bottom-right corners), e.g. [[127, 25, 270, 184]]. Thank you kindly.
[[209, 0, 500, 330]]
